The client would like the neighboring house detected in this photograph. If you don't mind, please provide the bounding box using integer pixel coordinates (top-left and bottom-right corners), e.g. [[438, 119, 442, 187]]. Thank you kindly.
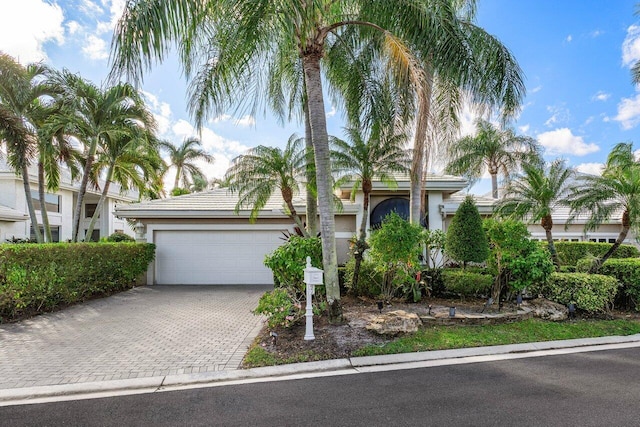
[[0, 160, 137, 242]]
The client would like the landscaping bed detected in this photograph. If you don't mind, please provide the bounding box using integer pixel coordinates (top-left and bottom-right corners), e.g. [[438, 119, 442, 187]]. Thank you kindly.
[[242, 296, 640, 368]]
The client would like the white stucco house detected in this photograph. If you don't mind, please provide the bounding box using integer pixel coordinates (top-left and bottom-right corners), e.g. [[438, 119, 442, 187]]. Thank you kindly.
[[0, 160, 137, 242], [115, 172, 636, 287]]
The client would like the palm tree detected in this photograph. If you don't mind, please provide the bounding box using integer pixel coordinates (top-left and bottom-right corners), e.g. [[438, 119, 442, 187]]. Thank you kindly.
[[84, 128, 161, 240], [494, 159, 575, 268], [568, 142, 640, 272], [331, 116, 409, 289], [110, 0, 519, 319], [224, 134, 310, 236], [0, 53, 54, 243], [50, 71, 156, 242], [160, 137, 214, 191], [446, 119, 540, 199]]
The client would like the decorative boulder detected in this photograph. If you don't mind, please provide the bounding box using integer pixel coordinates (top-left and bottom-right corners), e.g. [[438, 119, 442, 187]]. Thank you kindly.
[[525, 298, 568, 321], [366, 310, 422, 335]]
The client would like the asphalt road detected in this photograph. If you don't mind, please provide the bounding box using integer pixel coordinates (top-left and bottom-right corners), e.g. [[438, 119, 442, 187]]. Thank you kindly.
[[2, 347, 640, 427]]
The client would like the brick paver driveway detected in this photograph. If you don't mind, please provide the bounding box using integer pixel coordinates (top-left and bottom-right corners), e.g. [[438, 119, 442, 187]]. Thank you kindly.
[[0, 285, 269, 390]]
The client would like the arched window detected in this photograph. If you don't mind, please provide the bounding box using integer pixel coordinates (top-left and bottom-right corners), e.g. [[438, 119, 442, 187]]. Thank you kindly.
[[369, 197, 427, 229]]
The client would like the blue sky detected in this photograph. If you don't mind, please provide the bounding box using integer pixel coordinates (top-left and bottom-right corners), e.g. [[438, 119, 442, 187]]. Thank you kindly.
[[2, 0, 640, 194]]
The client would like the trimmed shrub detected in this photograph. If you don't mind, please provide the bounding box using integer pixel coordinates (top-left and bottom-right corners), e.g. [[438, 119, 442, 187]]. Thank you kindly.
[[103, 232, 135, 243], [533, 272, 618, 313], [595, 258, 640, 310], [552, 242, 639, 266], [0, 243, 155, 322], [263, 236, 322, 294], [344, 258, 382, 298], [445, 196, 489, 266], [442, 270, 493, 298], [253, 288, 303, 329]]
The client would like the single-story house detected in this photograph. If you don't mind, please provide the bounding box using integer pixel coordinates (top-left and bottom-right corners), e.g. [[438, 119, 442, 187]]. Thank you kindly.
[[116, 172, 637, 287], [113, 175, 465, 285], [0, 160, 137, 242]]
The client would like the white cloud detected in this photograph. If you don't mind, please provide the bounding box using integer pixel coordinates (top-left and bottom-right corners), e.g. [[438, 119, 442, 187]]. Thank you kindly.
[[583, 116, 594, 126], [566, 34, 573, 43], [592, 91, 611, 102], [172, 119, 249, 156], [79, 0, 103, 16], [614, 94, 640, 130], [622, 24, 640, 67], [544, 105, 570, 127], [142, 91, 173, 136], [518, 124, 530, 134], [575, 162, 604, 176], [537, 128, 600, 156], [0, 0, 65, 63], [235, 115, 256, 127], [590, 30, 603, 38], [211, 114, 232, 123], [327, 106, 337, 117], [529, 85, 542, 94], [67, 21, 81, 35], [82, 35, 108, 60]]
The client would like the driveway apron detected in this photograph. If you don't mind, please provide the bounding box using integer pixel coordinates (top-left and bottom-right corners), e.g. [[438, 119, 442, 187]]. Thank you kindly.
[[0, 285, 269, 390]]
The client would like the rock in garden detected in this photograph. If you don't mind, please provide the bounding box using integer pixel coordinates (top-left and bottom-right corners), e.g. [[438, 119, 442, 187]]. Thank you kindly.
[[366, 310, 422, 335], [525, 298, 568, 321]]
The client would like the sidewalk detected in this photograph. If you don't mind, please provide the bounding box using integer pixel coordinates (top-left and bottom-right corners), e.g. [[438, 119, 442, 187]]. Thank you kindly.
[[3, 333, 640, 406]]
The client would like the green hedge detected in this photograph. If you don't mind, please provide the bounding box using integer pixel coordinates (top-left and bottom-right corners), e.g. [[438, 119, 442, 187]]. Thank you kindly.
[[0, 243, 155, 323], [533, 272, 618, 313], [441, 270, 493, 298], [551, 242, 639, 266], [593, 258, 640, 310]]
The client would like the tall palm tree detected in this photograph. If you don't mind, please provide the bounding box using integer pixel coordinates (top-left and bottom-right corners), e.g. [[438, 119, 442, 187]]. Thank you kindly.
[[568, 142, 640, 272], [160, 137, 213, 191], [50, 71, 156, 242], [494, 159, 575, 268], [446, 119, 540, 199], [331, 115, 409, 289], [110, 0, 516, 319], [84, 128, 161, 240], [224, 134, 309, 236], [0, 53, 55, 243]]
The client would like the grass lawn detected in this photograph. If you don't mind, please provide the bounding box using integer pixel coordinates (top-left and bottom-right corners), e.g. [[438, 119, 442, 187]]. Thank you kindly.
[[243, 318, 640, 367]]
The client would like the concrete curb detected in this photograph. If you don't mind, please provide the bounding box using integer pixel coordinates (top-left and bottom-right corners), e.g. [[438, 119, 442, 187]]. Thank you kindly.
[[3, 334, 640, 405]]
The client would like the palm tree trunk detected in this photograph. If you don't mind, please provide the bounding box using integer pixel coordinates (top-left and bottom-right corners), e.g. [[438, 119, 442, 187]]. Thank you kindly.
[[302, 51, 342, 322], [491, 172, 499, 199], [38, 160, 53, 242], [173, 166, 181, 190], [21, 164, 42, 243], [72, 139, 97, 242], [85, 164, 114, 241], [410, 86, 432, 225], [282, 187, 310, 238], [351, 187, 370, 292], [542, 216, 560, 268], [590, 210, 630, 273], [304, 97, 318, 236]]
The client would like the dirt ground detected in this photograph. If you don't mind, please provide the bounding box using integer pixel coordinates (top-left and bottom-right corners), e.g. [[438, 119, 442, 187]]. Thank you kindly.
[[243, 296, 493, 365]]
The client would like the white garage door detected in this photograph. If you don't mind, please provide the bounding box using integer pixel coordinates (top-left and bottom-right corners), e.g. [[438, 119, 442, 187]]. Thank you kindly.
[[154, 229, 286, 285]]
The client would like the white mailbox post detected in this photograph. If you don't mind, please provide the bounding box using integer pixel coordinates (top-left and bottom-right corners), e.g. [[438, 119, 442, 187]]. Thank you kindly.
[[303, 256, 323, 341]]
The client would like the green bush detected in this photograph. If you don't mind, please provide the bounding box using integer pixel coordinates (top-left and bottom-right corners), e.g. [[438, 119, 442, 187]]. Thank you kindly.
[[594, 258, 640, 310], [552, 242, 639, 266], [103, 232, 135, 243], [253, 288, 303, 328], [344, 258, 382, 298], [0, 243, 155, 322], [445, 196, 489, 266], [441, 270, 493, 298], [264, 236, 322, 294], [533, 272, 618, 313]]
